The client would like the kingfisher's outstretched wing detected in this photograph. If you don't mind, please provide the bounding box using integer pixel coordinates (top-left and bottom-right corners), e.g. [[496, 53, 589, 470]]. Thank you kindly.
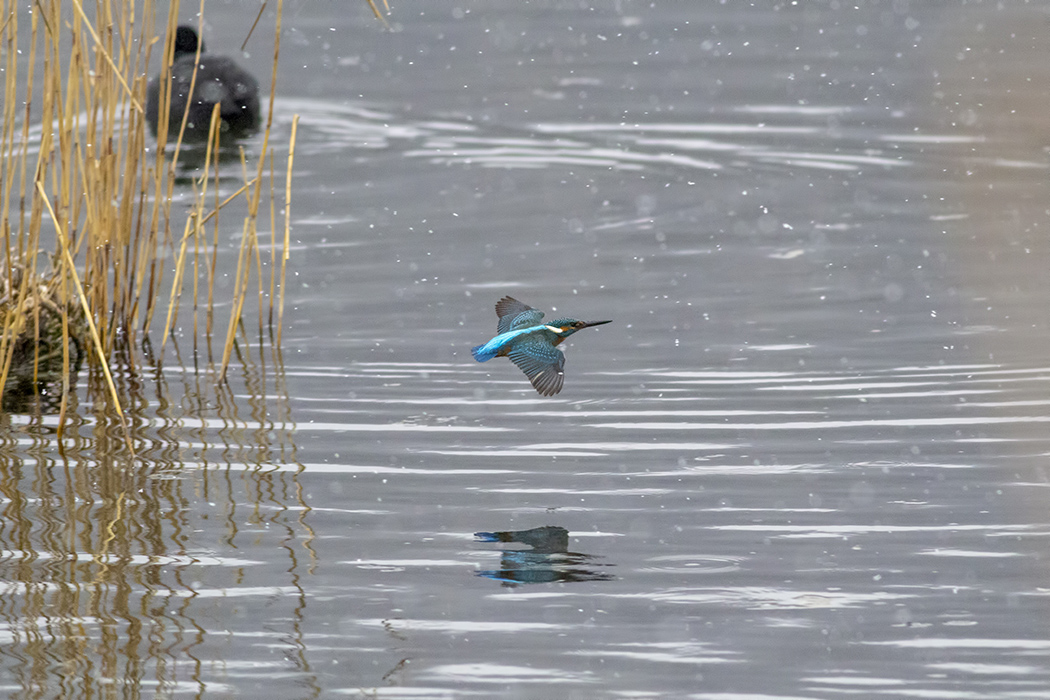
[[495, 296, 544, 334], [507, 337, 566, 396]]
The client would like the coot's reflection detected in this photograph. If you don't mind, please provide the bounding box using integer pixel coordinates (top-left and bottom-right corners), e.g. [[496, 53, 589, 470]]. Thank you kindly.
[[474, 525, 614, 586]]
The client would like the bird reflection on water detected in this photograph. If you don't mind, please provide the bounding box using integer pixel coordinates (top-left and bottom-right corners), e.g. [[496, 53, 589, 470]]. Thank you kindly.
[[473, 526, 614, 586]]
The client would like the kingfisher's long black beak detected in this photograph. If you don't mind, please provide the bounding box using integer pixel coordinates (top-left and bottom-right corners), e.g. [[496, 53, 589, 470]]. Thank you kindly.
[[582, 320, 612, 329]]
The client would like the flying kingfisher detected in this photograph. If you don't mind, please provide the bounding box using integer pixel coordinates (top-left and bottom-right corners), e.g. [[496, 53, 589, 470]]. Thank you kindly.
[[471, 296, 612, 396]]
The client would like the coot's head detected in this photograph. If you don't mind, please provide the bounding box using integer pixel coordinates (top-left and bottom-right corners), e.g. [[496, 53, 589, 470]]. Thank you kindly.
[[174, 25, 203, 57]]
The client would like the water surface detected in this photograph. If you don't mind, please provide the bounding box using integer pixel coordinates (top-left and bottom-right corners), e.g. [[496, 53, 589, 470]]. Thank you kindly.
[[3, 2, 1050, 698]]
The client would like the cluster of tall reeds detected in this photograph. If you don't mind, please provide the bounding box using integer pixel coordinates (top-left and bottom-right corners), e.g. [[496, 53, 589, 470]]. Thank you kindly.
[[0, 0, 302, 443]]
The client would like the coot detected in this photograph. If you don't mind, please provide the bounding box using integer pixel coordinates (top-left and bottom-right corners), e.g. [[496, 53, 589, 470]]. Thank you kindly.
[[146, 25, 260, 142]]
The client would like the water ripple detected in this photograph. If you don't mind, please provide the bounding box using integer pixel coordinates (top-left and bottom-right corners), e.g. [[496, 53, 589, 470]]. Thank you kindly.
[[279, 98, 938, 176], [421, 662, 595, 684]]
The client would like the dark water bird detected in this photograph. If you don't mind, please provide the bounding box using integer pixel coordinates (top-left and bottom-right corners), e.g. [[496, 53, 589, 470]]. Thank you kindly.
[[471, 296, 611, 396], [146, 25, 260, 142]]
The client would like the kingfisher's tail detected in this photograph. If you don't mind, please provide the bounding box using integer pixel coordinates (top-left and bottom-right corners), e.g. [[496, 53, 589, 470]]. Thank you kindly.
[[471, 344, 492, 362]]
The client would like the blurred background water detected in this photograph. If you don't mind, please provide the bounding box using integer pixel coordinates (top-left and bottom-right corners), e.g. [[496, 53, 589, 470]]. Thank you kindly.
[[3, 1, 1050, 698]]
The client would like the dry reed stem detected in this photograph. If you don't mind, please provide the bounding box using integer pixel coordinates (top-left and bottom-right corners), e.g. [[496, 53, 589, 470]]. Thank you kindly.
[[365, 0, 390, 28], [170, 3, 207, 161], [241, 2, 267, 53], [36, 180, 134, 457], [267, 147, 276, 332], [56, 269, 71, 439], [162, 215, 194, 347], [278, 115, 298, 347]]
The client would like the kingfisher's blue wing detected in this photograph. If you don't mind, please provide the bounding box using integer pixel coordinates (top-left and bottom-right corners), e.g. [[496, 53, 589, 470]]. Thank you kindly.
[[496, 296, 544, 334], [508, 309, 545, 332], [507, 337, 566, 396]]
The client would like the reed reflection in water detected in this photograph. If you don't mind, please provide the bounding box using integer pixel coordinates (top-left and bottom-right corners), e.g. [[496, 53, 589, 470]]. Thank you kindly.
[[0, 345, 315, 698]]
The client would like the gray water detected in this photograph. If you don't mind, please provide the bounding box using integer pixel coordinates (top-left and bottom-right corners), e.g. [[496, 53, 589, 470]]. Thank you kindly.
[[4, 1, 1050, 698]]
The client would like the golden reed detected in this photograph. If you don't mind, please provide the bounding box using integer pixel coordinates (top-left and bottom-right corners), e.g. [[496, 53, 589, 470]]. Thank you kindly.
[[0, 0, 384, 448]]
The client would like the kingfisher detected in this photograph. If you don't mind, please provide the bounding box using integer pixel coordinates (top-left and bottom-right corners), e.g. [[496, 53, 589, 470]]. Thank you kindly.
[[471, 296, 612, 396]]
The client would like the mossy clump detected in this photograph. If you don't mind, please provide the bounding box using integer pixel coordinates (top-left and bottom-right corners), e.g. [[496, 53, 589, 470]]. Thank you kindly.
[[0, 262, 87, 412]]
